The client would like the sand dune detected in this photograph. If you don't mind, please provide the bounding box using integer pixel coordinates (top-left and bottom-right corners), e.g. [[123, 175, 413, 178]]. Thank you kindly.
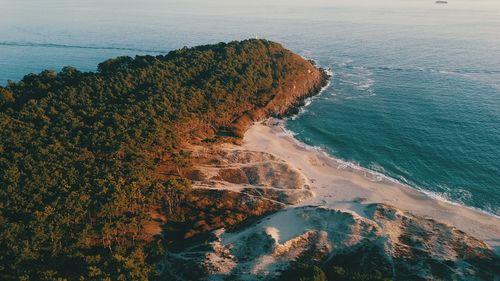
[[189, 145, 313, 205], [163, 119, 500, 280], [243, 119, 500, 253]]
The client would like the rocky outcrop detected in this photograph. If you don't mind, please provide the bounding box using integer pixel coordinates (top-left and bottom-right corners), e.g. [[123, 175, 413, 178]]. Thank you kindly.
[[227, 51, 330, 138]]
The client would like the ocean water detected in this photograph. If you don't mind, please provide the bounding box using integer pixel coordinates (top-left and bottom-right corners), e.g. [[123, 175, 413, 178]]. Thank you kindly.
[[2, 0, 500, 215]]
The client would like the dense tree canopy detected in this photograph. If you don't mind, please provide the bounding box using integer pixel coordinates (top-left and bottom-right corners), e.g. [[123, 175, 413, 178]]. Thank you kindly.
[[0, 39, 312, 280]]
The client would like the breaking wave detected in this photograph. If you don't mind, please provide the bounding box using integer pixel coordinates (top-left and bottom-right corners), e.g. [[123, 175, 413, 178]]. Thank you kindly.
[[277, 120, 500, 219]]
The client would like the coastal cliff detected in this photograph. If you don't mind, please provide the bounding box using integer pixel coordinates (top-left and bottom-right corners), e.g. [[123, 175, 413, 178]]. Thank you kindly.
[[0, 39, 329, 280], [227, 49, 330, 138], [1, 39, 498, 281]]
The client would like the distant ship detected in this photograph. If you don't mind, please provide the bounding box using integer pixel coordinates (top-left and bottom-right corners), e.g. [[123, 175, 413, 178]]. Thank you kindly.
[[435, 1, 448, 4]]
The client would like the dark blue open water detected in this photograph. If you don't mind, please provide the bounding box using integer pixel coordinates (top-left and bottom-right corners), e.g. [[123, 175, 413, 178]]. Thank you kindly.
[[2, 0, 500, 215]]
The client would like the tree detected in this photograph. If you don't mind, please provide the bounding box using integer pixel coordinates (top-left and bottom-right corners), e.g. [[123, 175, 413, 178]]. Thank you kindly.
[[276, 263, 327, 281]]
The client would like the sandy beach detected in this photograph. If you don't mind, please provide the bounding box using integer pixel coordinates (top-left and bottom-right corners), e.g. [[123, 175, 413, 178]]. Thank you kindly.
[[242, 119, 500, 253]]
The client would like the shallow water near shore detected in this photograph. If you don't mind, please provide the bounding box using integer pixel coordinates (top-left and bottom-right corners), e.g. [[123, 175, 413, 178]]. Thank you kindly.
[[243, 120, 500, 252], [2, 0, 500, 216]]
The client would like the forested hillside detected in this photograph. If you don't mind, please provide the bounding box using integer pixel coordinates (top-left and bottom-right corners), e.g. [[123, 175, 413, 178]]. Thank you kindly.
[[0, 39, 327, 280]]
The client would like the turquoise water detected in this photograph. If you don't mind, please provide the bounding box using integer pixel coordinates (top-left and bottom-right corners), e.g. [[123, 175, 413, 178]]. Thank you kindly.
[[2, 0, 500, 215]]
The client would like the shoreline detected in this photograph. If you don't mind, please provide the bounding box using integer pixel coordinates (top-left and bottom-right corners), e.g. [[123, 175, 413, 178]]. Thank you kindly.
[[242, 118, 500, 253], [278, 121, 500, 220]]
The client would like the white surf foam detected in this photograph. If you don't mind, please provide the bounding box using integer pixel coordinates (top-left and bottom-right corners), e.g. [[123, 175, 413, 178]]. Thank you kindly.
[[277, 120, 500, 219], [289, 67, 333, 121]]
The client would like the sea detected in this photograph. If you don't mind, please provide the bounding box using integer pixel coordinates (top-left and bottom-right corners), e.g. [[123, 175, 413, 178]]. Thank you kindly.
[[2, 0, 500, 216]]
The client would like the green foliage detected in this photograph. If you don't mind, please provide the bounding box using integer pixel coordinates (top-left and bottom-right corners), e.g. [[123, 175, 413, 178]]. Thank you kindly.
[[276, 261, 393, 281], [276, 263, 327, 281], [323, 243, 393, 281], [328, 267, 392, 281], [0, 39, 301, 280]]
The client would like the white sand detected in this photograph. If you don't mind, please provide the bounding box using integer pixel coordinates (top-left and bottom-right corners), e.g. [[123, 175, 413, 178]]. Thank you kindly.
[[243, 119, 500, 253]]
